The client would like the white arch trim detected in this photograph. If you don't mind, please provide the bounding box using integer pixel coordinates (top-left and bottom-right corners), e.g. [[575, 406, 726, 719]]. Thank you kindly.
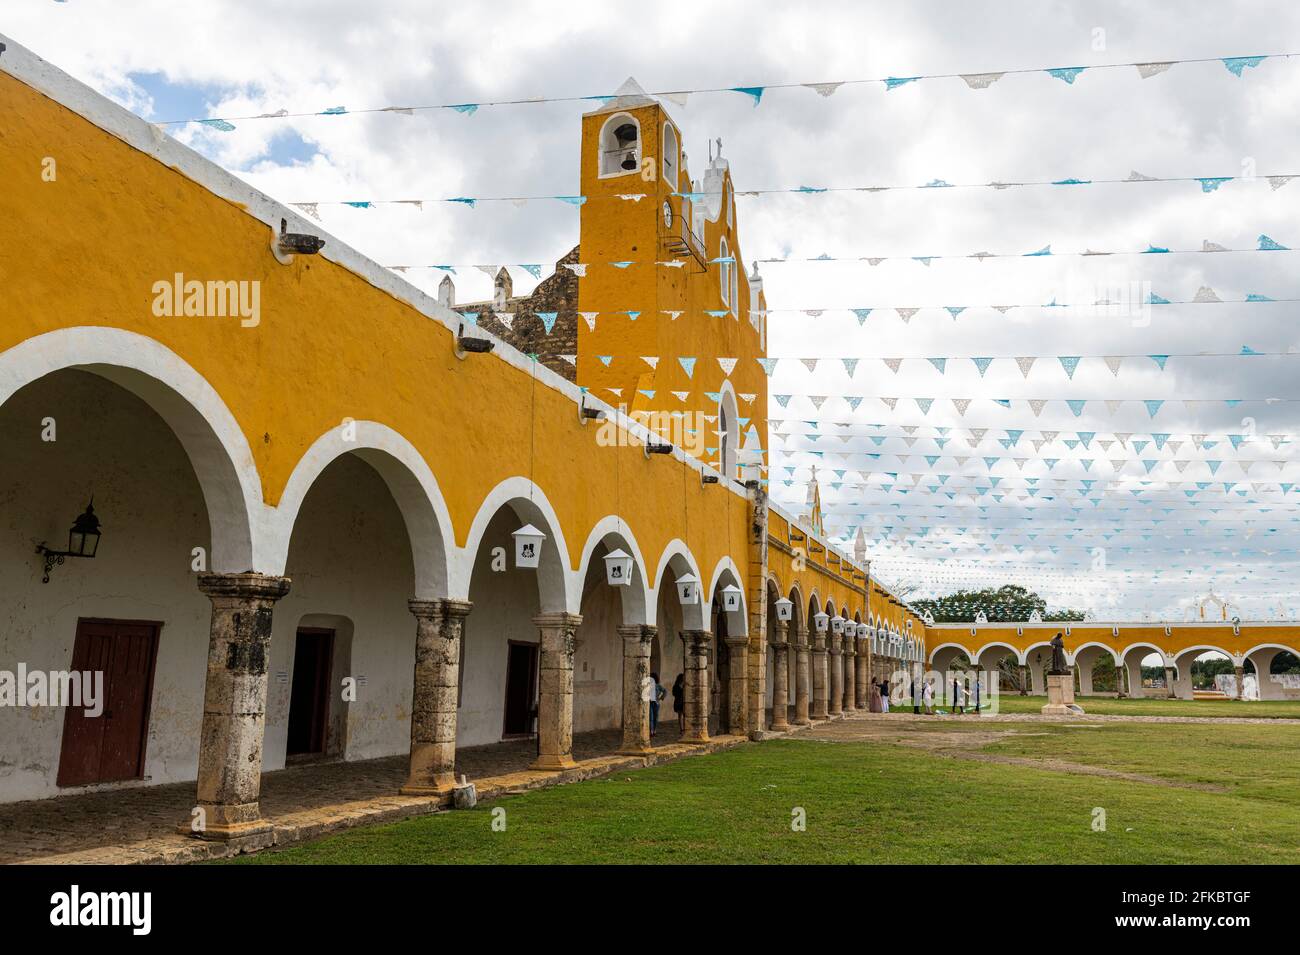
[[1072, 641, 1123, 667], [269, 421, 454, 600], [459, 476, 574, 613], [1243, 643, 1300, 661], [0, 327, 263, 573], [706, 554, 748, 636], [573, 515, 652, 626], [1118, 642, 1168, 665], [971, 641, 1024, 667], [648, 538, 707, 631], [1172, 644, 1236, 667], [927, 642, 973, 665]]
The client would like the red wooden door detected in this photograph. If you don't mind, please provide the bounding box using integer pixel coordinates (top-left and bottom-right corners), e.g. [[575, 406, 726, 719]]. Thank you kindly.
[[56, 620, 160, 787]]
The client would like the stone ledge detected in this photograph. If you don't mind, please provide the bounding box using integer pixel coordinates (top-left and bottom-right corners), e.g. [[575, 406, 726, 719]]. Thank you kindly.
[[18, 734, 752, 865]]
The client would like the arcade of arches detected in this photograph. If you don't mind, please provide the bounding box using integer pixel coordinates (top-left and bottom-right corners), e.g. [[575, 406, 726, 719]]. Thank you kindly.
[[2, 35, 1298, 855]]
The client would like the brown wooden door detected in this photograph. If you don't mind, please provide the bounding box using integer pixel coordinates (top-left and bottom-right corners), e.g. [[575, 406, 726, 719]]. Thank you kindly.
[[502, 641, 539, 738], [287, 628, 334, 757], [57, 619, 160, 787]]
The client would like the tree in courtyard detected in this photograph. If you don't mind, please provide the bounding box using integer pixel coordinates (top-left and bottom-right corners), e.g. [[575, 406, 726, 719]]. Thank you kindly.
[[911, 585, 1085, 623]]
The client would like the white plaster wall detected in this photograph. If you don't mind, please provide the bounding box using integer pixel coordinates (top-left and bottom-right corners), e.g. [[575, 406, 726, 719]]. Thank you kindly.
[[263, 454, 415, 769], [0, 371, 211, 802], [459, 508, 542, 747], [574, 566, 623, 734], [652, 587, 686, 715]]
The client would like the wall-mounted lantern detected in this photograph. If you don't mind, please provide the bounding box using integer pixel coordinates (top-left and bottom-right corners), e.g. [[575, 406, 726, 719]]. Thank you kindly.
[[856, 622, 869, 639], [512, 523, 545, 569], [676, 573, 700, 605], [813, 611, 829, 633], [37, 498, 101, 584], [774, 597, 793, 622], [831, 616, 844, 635], [720, 584, 743, 614], [603, 548, 633, 587]]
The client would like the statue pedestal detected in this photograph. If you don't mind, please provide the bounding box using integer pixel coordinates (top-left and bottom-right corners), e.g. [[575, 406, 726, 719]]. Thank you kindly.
[[1041, 673, 1085, 715]]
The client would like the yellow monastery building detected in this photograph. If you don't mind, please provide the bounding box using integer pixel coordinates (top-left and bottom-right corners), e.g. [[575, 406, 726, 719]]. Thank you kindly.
[[1, 35, 1297, 846]]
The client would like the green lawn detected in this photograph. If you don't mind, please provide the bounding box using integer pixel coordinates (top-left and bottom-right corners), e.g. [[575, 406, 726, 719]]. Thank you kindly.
[[228, 720, 1300, 864], [982, 695, 1300, 719]]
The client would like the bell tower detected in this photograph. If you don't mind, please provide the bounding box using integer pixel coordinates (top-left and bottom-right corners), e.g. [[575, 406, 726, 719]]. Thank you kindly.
[[576, 79, 768, 482]]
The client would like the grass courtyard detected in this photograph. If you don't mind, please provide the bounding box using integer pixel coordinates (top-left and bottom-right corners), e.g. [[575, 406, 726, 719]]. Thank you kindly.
[[980, 695, 1300, 719], [229, 715, 1300, 865]]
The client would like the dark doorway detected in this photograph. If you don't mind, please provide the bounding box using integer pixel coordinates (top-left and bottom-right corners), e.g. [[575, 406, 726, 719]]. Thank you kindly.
[[503, 640, 539, 738], [57, 619, 161, 788], [287, 628, 334, 758]]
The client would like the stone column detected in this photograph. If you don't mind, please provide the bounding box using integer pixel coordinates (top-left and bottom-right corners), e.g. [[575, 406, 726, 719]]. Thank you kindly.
[[681, 630, 712, 742], [1164, 665, 1178, 700], [402, 598, 471, 796], [726, 636, 749, 737], [531, 612, 582, 771], [811, 630, 829, 719], [854, 639, 869, 709], [828, 638, 844, 717], [793, 627, 811, 725], [1115, 659, 1127, 698], [618, 624, 656, 755], [842, 633, 856, 715], [1234, 664, 1245, 700], [771, 621, 790, 731], [1019, 664, 1029, 696], [191, 572, 291, 842]]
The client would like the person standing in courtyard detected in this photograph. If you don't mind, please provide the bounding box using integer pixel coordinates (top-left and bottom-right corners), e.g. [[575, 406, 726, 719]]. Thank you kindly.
[[953, 676, 965, 714], [881, 677, 890, 713], [869, 677, 882, 713], [672, 673, 686, 732], [649, 672, 664, 737], [923, 677, 935, 715], [912, 674, 922, 714]]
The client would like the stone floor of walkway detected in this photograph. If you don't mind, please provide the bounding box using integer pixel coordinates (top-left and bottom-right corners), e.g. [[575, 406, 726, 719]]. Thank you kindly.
[[0, 723, 749, 865]]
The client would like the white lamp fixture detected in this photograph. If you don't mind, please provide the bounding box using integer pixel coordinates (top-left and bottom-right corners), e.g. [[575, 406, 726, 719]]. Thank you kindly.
[[676, 572, 700, 605], [512, 524, 545, 569], [831, 616, 844, 635], [857, 622, 869, 639], [603, 548, 633, 587], [774, 597, 793, 622], [720, 584, 743, 613], [813, 611, 829, 633]]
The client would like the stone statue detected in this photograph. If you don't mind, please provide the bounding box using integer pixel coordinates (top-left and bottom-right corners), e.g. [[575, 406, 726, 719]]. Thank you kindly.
[[1048, 633, 1068, 674]]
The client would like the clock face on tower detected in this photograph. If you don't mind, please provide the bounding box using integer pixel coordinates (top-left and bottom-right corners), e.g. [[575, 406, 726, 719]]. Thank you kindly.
[[662, 200, 673, 228]]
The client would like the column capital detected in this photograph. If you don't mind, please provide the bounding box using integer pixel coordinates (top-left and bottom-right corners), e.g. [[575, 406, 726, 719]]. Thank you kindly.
[[408, 598, 443, 619], [773, 620, 790, 639], [197, 572, 290, 602], [442, 598, 473, 619], [618, 623, 656, 645], [533, 611, 583, 630], [724, 635, 748, 649], [771, 639, 789, 651]]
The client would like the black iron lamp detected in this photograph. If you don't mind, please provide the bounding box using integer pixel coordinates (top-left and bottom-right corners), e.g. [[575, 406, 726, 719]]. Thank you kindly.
[[37, 498, 101, 583]]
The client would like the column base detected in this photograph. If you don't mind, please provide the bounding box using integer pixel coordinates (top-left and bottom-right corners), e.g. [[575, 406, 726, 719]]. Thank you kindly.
[[618, 745, 655, 757], [530, 754, 579, 772], [399, 775, 457, 797], [181, 802, 273, 846], [681, 731, 710, 744], [792, 717, 811, 726], [771, 718, 790, 731]]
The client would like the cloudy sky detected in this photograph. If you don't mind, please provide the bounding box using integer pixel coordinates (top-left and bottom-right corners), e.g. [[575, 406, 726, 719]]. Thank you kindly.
[[9, 0, 1299, 619]]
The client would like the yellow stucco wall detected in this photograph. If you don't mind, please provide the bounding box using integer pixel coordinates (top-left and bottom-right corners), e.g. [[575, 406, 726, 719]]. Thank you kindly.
[[924, 622, 1300, 662], [0, 59, 924, 638], [0, 69, 752, 587]]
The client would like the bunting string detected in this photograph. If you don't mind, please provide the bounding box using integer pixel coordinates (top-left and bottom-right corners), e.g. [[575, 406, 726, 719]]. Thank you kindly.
[[289, 170, 1297, 210], [386, 235, 1294, 273], [155, 52, 1297, 128]]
